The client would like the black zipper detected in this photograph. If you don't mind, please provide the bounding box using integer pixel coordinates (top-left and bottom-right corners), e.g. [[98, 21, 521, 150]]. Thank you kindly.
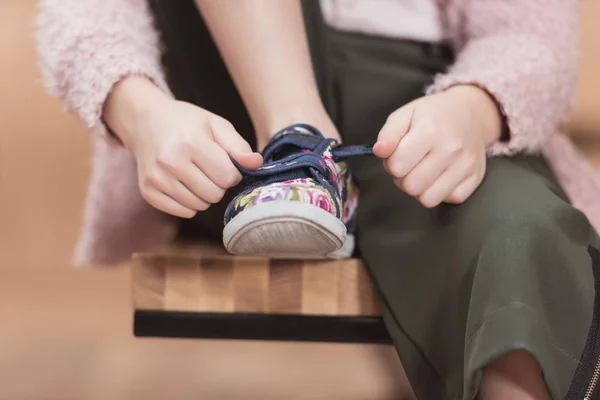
[[565, 247, 600, 400]]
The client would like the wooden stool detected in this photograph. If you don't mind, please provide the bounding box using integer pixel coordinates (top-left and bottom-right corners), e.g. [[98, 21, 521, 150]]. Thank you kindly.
[[132, 243, 391, 343]]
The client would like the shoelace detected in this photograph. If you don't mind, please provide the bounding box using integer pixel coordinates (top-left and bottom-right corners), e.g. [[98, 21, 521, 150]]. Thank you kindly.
[[229, 134, 374, 220]]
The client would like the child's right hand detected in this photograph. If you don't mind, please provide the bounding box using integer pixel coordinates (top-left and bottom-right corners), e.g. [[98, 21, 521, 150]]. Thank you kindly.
[[104, 77, 262, 218]]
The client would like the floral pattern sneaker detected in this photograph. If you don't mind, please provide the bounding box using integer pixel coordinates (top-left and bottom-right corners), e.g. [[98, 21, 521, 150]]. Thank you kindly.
[[223, 124, 373, 259]]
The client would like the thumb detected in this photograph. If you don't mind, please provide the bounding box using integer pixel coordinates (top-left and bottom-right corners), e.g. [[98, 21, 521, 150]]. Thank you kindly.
[[231, 152, 263, 170], [373, 105, 413, 159], [210, 116, 263, 169]]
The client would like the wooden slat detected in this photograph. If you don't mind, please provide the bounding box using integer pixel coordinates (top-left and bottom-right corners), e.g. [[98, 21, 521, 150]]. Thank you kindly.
[[164, 257, 202, 311], [268, 259, 303, 314], [337, 259, 381, 316], [233, 258, 269, 313], [197, 258, 234, 312], [301, 260, 339, 315], [131, 255, 166, 310], [357, 263, 381, 316], [132, 247, 381, 317]]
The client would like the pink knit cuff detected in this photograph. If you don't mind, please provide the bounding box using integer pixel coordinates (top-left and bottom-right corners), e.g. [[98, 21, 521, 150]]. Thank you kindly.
[[36, 0, 174, 146]]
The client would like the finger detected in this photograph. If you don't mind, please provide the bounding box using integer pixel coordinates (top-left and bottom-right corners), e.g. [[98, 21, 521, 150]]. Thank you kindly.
[[373, 140, 397, 160], [161, 177, 211, 211], [191, 140, 243, 189], [384, 122, 434, 179], [231, 151, 263, 170], [445, 174, 482, 204], [209, 116, 254, 154], [209, 116, 262, 168], [374, 106, 414, 159], [148, 168, 211, 211], [176, 164, 226, 204], [419, 157, 473, 208], [396, 150, 451, 198], [172, 181, 211, 211], [141, 186, 197, 219], [209, 116, 263, 170]]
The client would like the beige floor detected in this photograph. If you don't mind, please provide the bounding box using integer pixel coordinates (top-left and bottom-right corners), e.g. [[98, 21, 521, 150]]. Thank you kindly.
[[1, 1, 599, 399]]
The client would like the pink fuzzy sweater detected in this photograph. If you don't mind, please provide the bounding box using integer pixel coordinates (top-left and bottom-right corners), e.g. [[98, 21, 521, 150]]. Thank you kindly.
[[36, 0, 600, 266]]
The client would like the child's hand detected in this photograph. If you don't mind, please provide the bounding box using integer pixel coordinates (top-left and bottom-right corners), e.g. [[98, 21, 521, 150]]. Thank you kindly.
[[373, 85, 503, 208], [104, 77, 262, 218]]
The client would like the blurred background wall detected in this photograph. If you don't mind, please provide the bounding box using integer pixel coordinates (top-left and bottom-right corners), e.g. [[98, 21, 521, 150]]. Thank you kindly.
[[569, 0, 600, 168], [0, 1, 598, 399]]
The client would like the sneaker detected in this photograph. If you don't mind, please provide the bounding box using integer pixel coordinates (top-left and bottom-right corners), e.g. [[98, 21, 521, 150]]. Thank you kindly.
[[223, 124, 373, 259]]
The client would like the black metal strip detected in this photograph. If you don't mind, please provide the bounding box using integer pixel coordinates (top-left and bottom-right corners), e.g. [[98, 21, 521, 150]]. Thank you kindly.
[[134, 310, 392, 344]]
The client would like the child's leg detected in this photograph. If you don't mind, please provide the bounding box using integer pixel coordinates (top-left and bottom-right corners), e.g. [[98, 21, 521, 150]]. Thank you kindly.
[[478, 351, 551, 400], [332, 31, 594, 399], [195, 0, 339, 148]]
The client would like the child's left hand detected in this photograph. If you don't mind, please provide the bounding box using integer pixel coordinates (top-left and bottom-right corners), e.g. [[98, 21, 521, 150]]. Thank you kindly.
[[373, 85, 504, 208]]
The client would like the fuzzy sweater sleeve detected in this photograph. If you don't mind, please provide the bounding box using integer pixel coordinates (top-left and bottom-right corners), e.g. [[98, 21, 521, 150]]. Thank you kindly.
[[427, 0, 579, 156], [36, 0, 172, 140]]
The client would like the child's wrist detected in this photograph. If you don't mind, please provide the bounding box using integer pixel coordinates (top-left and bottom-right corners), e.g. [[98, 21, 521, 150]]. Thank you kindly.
[[446, 85, 504, 146], [103, 76, 170, 149]]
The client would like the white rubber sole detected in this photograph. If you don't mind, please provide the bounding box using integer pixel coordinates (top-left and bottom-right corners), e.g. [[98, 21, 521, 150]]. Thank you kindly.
[[223, 201, 354, 259]]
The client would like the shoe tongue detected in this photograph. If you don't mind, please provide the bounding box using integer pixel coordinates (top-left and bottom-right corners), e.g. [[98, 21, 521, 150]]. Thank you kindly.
[[270, 124, 324, 142], [264, 124, 325, 161]]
